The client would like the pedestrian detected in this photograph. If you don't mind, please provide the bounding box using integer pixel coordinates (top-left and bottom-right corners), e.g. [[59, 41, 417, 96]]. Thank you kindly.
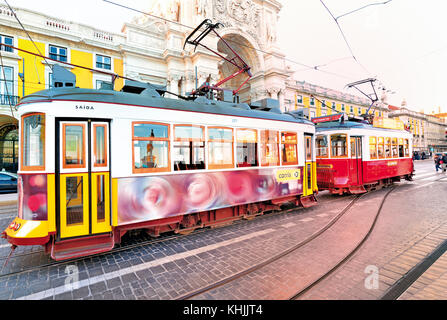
[[435, 154, 441, 172], [442, 153, 447, 173]]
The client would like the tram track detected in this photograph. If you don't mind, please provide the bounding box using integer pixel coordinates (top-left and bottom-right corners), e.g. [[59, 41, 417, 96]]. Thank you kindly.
[[175, 194, 364, 300], [290, 174, 447, 300], [0, 194, 350, 278], [175, 175, 445, 300]]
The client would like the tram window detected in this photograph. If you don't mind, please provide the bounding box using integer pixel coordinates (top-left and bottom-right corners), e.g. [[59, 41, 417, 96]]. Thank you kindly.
[[93, 124, 107, 167], [208, 127, 234, 169], [316, 135, 328, 158], [377, 137, 385, 159], [132, 122, 170, 173], [350, 137, 356, 157], [404, 139, 410, 157], [398, 138, 404, 157], [330, 134, 347, 157], [236, 129, 258, 168], [260, 130, 279, 166], [392, 138, 398, 158], [173, 125, 205, 171], [369, 137, 377, 159], [63, 124, 86, 168], [281, 132, 298, 165], [22, 113, 45, 170], [385, 137, 391, 158]]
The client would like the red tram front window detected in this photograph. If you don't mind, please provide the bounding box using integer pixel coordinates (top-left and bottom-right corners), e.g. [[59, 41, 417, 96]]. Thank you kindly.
[[330, 134, 347, 158], [377, 137, 385, 159], [369, 137, 377, 159], [316, 135, 328, 158], [21, 113, 45, 171], [398, 138, 404, 157], [404, 139, 410, 157], [132, 122, 170, 173], [260, 130, 279, 166], [385, 137, 391, 158], [236, 129, 258, 168], [281, 132, 298, 165], [392, 138, 398, 158]]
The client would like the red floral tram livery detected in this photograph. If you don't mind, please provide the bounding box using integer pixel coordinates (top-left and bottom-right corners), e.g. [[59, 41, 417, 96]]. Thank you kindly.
[[314, 114, 414, 195], [2, 75, 318, 261]]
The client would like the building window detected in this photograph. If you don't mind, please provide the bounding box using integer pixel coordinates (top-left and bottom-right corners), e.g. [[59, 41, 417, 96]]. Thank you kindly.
[[0, 66, 14, 101], [0, 35, 13, 52], [208, 127, 234, 169], [310, 97, 315, 106], [350, 106, 354, 114], [341, 104, 345, 111], [296, 94, 303, 104], [132, 122, 170, 173], [96, 54, 111, 70], [49, 45, 67, 62], [96, 80, 113, 90], [173, 125, 205, 171], [331, 102, 336, 110], [310, 111, 316, 119], [236, 129, 258, 167]]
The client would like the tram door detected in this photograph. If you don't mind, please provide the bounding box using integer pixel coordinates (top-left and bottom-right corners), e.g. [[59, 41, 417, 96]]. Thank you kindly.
[[304, 134, 314, 195], [57, 120, 111, 239], [350, 136, 363, 185]]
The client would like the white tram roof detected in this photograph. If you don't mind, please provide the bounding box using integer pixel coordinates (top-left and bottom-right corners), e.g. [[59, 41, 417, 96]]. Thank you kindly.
[[18, 86, 315, 127]]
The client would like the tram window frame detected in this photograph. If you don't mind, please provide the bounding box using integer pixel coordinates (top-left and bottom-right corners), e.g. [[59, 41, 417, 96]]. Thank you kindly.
[[236, 128, 258, 168], [281, 132, 298, 166], [207, 127, 234, 170], [369, 136, 378, 160], [132, 121, 171, 174], [260, 130, 280, 167], [62, 123, 87, 169], [398, 138, 404, 158], [392, 138, 398, 158], [173, 124, 205, 171], [377, 137, 385, 159], [316, 135, 329, 158], [93, 124, 107, 168], [21, 113, 46, 171], [330, 134, 347, 158], [385, 137, 391, 158], [350, 137, 356, 157]]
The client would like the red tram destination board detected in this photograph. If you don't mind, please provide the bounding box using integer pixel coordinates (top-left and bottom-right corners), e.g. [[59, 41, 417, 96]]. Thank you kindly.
[[311, 113, 344, 124]]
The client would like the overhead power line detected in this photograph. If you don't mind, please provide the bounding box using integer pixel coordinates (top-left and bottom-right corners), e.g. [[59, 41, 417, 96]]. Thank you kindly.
[[102, 0, 358, 81]]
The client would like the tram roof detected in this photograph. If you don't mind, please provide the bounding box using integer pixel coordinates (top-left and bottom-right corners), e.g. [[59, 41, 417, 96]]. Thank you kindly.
[[17, 87, 314, 126]]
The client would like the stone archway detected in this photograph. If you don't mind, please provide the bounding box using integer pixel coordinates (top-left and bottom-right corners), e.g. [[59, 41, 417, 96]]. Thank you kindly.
[[216, 32, 263, 104]]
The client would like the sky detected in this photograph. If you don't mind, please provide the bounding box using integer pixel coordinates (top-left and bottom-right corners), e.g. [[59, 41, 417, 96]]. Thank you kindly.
[[6, 0, 447, 114]]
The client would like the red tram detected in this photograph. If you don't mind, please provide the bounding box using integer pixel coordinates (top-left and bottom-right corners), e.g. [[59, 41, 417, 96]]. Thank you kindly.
[[314, 114, 414, 194]]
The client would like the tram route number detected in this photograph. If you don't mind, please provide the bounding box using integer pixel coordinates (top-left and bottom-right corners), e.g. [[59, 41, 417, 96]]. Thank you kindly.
[[183, 303, 263, 318]]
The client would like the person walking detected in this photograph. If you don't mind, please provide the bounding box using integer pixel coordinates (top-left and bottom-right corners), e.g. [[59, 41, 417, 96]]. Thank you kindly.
[[442, 153, 447, 173], [435, 154, 441, 172]]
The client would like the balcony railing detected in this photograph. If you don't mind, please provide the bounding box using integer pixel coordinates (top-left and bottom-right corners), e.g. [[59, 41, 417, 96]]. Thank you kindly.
[[0, 94, 19, 106]]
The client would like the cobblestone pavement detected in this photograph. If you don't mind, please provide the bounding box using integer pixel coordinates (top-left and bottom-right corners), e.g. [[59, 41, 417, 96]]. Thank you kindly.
[[1, 160, 446, 300], [298, 160, 447, 300]]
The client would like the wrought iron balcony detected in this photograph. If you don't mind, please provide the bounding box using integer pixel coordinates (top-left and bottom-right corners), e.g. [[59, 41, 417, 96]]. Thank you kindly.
[[0, 94, 19, 106]]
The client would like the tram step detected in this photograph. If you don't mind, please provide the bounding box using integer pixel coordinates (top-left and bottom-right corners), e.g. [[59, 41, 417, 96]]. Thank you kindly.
[[300, 195, 318, 208], [348, 185, 367, 194], [51, 233, 114, 261]]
